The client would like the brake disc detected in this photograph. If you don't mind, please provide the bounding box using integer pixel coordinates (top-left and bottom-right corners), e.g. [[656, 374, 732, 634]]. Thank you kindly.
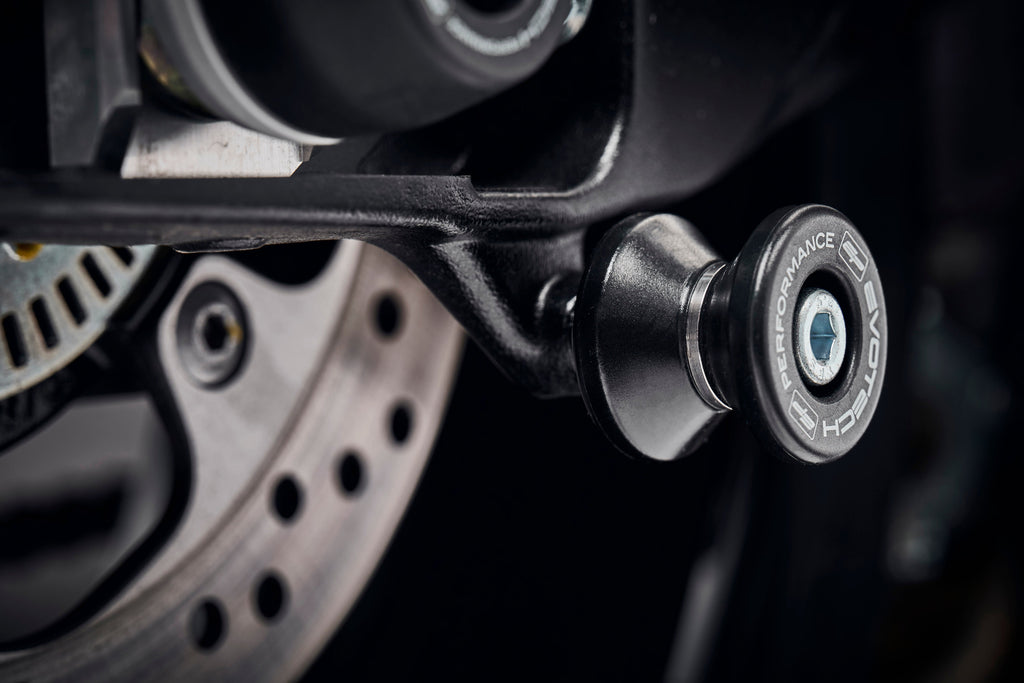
[[0, 238, 462, 681], [0, 116, 464, 677]]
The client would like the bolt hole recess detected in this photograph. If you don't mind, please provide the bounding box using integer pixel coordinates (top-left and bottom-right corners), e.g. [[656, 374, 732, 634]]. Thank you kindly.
[[799, 269, 859, 399], [337, 451, 364, 496], [201, 313, 229, 352], [271, 475, 303, 523], [389, 402, 414, 445], [373, 293, 403, 339], [176, 281, 247, 388], [254, 572, 288, 622], [190, 599, 227, 651]]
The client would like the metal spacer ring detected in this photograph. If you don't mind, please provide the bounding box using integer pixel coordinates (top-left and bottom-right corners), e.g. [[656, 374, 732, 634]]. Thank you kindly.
[[683, 261, 731, 412]]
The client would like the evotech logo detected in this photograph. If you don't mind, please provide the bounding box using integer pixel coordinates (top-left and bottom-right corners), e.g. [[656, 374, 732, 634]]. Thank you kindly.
[[839, 231, 869, 281], [788, 390, 819, 439]]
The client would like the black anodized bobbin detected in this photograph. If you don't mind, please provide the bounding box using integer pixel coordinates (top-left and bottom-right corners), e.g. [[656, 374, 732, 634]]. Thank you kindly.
[[573, 205, 888, 464]]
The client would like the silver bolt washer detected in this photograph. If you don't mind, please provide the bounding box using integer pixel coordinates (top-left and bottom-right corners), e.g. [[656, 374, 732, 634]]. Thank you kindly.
[[176, 281, 247, 387], [794, 287, 847, 386]]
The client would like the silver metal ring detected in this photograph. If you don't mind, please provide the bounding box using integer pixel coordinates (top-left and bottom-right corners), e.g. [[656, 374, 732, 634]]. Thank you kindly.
[[683, 261, 731, 412]]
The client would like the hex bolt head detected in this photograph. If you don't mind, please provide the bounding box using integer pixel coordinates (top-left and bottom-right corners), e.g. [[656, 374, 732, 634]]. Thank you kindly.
[[794, 287, 847, 386], [176, 281, 247, 387]]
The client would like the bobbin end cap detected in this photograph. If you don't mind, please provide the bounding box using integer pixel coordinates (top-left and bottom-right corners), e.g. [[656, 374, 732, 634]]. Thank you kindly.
[[727, 205, 888, 464]]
